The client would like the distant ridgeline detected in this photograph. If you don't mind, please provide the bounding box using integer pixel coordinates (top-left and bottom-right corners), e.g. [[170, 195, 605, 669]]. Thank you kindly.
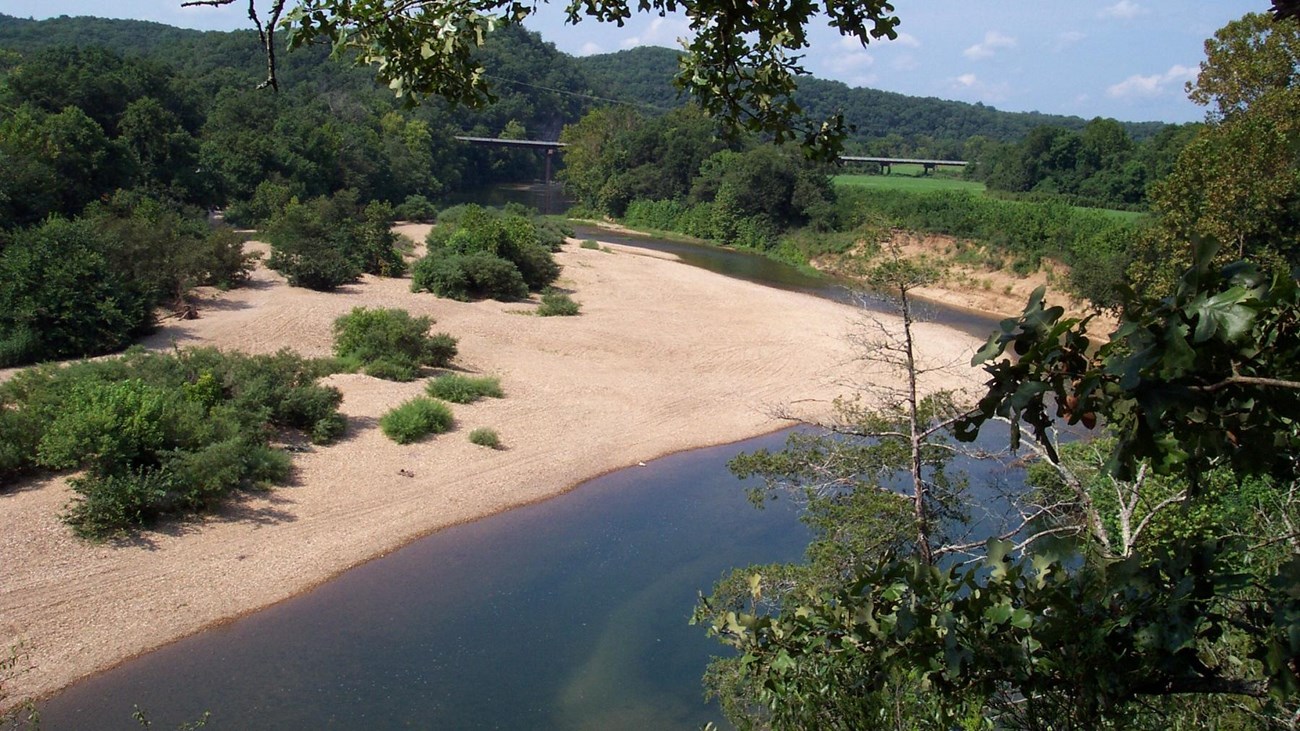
[[574, 46, 1171, 150], [1, 14, 1174, 157]]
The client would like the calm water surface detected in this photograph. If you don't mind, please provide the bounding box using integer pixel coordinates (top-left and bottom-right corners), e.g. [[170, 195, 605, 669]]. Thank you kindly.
[[39, 432, 812, 729], [38, 194, 1014, 729]]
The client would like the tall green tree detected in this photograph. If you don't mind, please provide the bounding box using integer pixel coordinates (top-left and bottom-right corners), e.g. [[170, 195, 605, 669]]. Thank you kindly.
[[1141, 12, 1300, 285]]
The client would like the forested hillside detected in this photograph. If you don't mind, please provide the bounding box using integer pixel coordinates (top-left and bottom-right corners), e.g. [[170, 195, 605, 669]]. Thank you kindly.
[[577, 45, 1169, 158]]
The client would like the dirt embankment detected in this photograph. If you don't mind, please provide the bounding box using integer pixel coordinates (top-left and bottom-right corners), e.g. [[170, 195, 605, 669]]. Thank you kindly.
[[814, 229, 1116, 329]]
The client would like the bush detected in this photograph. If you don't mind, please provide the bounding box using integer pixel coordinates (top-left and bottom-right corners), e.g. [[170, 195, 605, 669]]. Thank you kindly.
[[410, 251, 529, 301], [426, 375, 503, 404], [200, 226, 259, 289], [537, 291, 581, 317], [580, 239, 600, 250], [418, 204, 561, 297], [353, 202, 407, 278], [468, 427, 501, 449], [380, 397, 454, 444], [394, 194, 439, 222], [0, 217, 154, 366], [266, 192, 408, 290], [224, 180, 298, 228], [332, 307, 458, 381], [0, 347, 346, 534], [266, 196, 363, 291]]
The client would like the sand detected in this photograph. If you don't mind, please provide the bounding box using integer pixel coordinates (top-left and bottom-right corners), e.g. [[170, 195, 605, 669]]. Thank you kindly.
[[0, 227, 985, 707]]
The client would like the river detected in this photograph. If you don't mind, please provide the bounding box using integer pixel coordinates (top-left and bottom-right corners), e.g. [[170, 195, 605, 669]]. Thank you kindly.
[[36, 196, 1014, 729]]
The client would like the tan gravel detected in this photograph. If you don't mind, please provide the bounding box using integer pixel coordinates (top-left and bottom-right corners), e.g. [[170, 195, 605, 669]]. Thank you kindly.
[[0, 226, 984, 707]]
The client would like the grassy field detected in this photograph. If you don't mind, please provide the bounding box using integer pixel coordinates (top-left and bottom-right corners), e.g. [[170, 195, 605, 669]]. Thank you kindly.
[[835, 169, 1149, 222], [834, 168, 985, 194]]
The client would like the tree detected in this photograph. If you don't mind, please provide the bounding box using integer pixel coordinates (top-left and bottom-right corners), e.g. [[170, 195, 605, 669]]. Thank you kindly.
[[201, 0, 903, 156], [0, 217, 155, 366], [1140, 12, 1300, 286], [1189, 12, 1300, 121], [701, 241, 1300, 729]]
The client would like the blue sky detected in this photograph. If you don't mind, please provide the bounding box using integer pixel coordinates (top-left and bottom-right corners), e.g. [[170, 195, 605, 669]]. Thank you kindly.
[[5, 1, 1265, 123]]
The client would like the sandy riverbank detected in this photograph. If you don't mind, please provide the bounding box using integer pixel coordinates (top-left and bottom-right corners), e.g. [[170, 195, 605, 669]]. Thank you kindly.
[[0, 227, 985, 707]]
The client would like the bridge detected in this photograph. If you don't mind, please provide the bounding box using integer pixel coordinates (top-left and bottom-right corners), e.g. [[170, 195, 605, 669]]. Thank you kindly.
[[839, 156, 968, 174], [453, 137, 968, 180], [455, 136, 567, 183]]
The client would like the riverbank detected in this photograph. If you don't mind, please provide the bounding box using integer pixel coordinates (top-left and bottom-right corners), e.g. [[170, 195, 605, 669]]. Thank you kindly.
[[1, 228, 985, 708]]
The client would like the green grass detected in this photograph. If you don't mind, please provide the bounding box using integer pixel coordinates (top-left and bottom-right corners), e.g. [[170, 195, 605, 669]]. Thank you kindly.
[[425, 374, 504, 404], [835, 171, 1150, 221], [468, 427, 501, 449], [537, 291, 581, 317], [834, 171, 986, 194], [380, 397, 454, 444], [1089, 208, 1148, 222]]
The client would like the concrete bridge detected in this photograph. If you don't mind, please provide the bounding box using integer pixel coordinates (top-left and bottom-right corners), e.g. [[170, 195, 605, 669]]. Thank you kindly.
[[453, 137, 968, 179], [455, 136, 566, 183], [838, 156, 968, 173]]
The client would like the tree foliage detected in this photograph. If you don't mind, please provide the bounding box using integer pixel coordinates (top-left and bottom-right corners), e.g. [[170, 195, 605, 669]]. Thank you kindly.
[[282, 0, 900, 156]]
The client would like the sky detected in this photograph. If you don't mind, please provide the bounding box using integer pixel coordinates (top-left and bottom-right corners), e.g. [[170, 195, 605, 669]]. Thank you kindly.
[[3, 0, 1266, 123]]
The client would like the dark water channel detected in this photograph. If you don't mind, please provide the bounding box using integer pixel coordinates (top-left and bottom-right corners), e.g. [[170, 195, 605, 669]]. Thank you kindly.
[[38, 196, 1015, 729]]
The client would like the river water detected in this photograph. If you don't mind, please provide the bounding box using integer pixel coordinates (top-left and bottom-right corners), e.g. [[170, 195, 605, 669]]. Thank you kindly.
[[36, 196, 1014, 729]]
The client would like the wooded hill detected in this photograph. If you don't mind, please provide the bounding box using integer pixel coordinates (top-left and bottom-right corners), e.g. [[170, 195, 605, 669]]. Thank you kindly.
[[2, 13, 1167, 154], [576, 45, 1170, 156]]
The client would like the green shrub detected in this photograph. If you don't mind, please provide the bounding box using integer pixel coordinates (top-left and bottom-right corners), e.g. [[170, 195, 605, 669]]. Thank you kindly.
[[266, 192, 408, 290], [580, 239, 600, 250], [0, 217, 154, 366], [354, 202, 408, 278], [426, 375, 503, 404], [266, 196, 363, 291], [468, 427, 501, 449], [418, 204, 562, 296], [362, 358, 418, 382], [394, 194, 439, 222], [224, 180, 298, 228], [535, 218, 573, 252], [201, 227, 259, 289], [506, 238, 562, 291], [0, 348, 345, 534], [537, 291, 581, 317], [380, 397, 454, 444], [332, 307, 458, 381], [425, 333, 459, 368], [0, 403, 42, 483], [33, 377, 298, 538], [410, 251, 530, 301]]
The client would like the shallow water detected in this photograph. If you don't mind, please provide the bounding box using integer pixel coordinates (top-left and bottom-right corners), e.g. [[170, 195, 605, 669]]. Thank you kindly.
[[37, 432, 814, 729]]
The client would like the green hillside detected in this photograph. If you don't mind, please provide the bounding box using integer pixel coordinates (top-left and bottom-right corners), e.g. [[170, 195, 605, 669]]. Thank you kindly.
[[576, 45, 1168, 156]]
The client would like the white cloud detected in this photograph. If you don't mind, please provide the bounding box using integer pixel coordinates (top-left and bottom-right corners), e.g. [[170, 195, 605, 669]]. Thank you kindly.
[[579, 41, 603, 55], [963, 31, 1017, 60], [1055, 31, 1086, 51], [1107, 63, 1196, 98], [1099, 1, 1146, 20], [887, 31, 921, 48], [949, 73, 1011, 102], [891, 55, 920, 72], [824, 36, 877, 86], [616, 16, 691, 50]]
